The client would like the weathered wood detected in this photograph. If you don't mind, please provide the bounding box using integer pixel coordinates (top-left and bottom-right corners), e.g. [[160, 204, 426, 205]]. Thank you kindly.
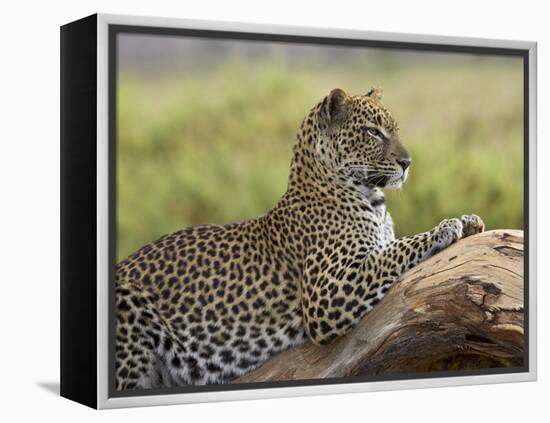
[[235, 230, 524, 383]]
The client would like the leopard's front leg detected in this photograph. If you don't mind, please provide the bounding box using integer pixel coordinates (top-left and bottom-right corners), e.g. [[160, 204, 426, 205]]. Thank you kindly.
[[301, 214, 484, 345], [385, 214, 483, 274]]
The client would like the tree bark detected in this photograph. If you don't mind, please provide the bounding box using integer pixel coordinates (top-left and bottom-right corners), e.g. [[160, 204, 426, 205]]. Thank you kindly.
[[235, 230, 524, 383]]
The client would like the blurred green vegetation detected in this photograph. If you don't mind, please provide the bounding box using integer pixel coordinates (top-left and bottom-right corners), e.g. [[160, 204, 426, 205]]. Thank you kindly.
[[117, 54, 523, 262]]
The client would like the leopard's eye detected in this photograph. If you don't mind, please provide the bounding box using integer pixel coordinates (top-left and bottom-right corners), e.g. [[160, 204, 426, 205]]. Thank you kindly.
[[366, 127, 384, 140]]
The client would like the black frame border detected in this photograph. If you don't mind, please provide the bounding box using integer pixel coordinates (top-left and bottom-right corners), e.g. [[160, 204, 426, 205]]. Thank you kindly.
[[106, 23, 531, 400], [60, 14, 98, 409]]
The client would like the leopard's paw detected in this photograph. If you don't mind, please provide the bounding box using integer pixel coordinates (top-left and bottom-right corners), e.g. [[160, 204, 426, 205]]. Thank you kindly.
[[460, 214, 485, 237], [433, 218, 463, 250]]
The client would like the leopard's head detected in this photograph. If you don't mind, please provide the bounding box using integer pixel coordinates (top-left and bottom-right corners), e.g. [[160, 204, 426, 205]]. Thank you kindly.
[[316, 87, 411, 190]]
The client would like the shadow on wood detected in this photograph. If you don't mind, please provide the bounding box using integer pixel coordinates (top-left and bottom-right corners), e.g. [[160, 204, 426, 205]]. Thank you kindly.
[[235, 230, 524, 383]]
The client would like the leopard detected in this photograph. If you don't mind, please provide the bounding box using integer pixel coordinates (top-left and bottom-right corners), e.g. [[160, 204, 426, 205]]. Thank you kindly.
[[115, 87, 484, 390]]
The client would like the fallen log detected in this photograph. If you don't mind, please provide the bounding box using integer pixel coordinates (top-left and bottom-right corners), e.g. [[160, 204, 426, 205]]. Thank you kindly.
[[235, 230, 524, 383]]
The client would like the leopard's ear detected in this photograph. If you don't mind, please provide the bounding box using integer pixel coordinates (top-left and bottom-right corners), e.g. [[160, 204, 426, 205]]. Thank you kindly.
[[319, 88, 349, 127], [366, 87, 383, 101]]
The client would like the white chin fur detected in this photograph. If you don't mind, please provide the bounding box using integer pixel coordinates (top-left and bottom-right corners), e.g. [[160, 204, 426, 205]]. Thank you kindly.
[[385, 180, 403, 189], [385, 169, 408, 189]]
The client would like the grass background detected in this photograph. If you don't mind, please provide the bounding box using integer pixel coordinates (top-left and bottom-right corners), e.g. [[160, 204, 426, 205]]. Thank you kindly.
[[116, 36, 524, 262]]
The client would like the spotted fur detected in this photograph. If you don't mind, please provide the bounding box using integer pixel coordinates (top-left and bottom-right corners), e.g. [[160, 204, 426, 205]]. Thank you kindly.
[[115, 88, 485, 390]]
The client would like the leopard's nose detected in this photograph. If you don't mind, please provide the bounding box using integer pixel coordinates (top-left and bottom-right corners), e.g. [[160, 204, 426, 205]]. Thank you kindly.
[[397, 158, 411, 171]]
